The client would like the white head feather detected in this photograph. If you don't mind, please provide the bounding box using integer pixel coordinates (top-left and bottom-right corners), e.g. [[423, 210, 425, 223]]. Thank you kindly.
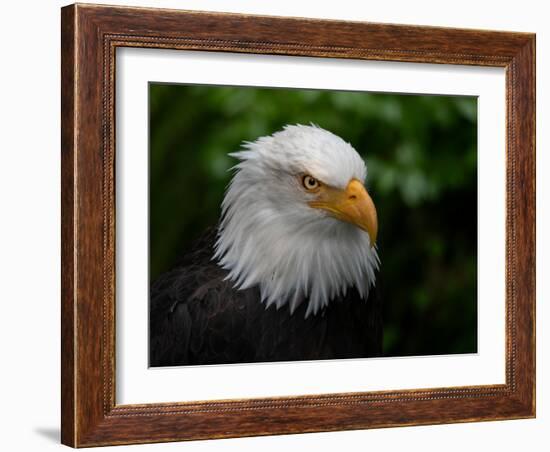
[[213, 124, 379, 317]]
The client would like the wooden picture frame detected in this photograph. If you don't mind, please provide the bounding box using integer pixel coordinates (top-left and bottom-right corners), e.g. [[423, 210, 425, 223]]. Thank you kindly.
[[61, 3, 535, 447]]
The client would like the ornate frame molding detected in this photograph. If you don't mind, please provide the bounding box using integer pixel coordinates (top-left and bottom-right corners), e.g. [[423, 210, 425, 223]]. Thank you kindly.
[[61, 4, 535, 447]]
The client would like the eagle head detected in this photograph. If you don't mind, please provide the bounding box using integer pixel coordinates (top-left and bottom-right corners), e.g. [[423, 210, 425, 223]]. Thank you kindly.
[[214, 124, 379, 317]]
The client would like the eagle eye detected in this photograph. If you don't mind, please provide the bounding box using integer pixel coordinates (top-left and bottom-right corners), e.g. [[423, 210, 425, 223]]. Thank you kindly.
[[302, 175, 320, 191]]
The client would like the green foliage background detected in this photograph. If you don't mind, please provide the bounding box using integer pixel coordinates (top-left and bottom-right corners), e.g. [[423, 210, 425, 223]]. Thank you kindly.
[[150, 83, 477, 357]]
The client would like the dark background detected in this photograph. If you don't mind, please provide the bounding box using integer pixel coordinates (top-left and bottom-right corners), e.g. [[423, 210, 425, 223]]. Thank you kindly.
[[149, 83, 478, 357]]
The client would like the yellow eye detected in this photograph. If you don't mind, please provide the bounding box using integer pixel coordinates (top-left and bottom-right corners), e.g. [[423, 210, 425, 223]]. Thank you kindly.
[[302, 175, 320, 191]]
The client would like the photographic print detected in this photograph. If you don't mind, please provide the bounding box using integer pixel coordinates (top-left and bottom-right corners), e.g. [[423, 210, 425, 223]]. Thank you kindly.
[[148, 84, 478, 367], [61, 5, 535, 445]]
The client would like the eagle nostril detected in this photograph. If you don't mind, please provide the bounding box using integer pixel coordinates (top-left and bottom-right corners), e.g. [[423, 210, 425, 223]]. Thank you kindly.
[[349, 194, 357, 200]]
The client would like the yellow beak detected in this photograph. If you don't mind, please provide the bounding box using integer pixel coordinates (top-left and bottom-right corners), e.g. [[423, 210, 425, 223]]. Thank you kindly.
[[309, 178, 378, 246]]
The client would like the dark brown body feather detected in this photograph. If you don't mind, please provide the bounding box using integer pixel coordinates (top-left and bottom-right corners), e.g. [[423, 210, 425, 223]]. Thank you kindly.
[[150, 229, 382, 366]]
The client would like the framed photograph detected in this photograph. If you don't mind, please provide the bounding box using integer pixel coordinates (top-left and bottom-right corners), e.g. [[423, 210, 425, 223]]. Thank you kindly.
[[61, 3, 535, 447]]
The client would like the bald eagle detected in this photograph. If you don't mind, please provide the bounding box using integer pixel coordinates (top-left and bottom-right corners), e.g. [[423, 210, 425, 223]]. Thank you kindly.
[[150, 125, 381, 366]]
